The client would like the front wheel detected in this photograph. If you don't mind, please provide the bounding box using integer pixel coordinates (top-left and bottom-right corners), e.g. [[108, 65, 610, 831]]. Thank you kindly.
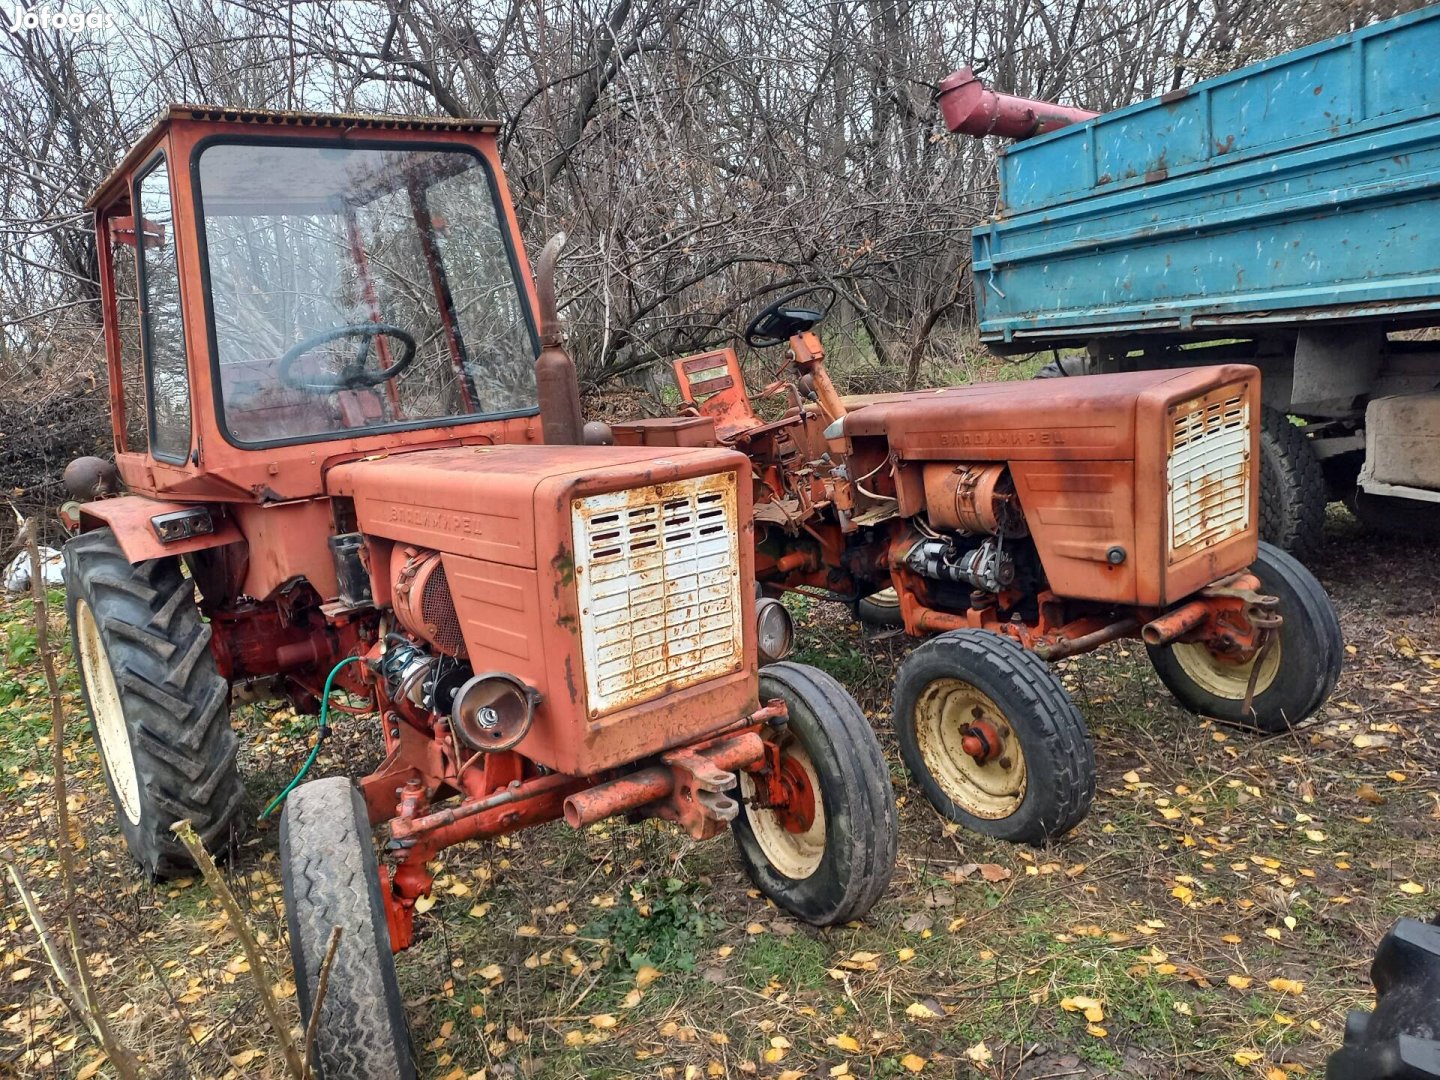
[[1147, 542, 1342, 733], [280, 777, 416, 1080], [893, 630, 1095, 844], [732, 662, 897, 926]]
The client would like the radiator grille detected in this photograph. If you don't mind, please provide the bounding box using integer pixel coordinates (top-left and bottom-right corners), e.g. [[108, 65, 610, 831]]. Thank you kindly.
[[572, 473, 743, 716], [1168, 390, 1251, 557]]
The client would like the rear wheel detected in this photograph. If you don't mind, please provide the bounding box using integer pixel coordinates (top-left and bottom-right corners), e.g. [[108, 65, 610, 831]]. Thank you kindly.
[[733, 662, 897, 925], [856, 587, 904, 628], [1259, 406, 1326, 559], [63, 528, 242, 877], [281, 777, 416, 1080], [1147, 542, 1342, 732], [893, 630, 1094, 843]]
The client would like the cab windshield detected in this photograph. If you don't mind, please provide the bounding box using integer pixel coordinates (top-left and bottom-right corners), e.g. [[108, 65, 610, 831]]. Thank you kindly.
[[195, 140, 536, 446]]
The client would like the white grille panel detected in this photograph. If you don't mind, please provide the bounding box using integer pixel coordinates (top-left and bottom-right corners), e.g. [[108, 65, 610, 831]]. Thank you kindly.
[[1168, 392, 1251, 556], [573, 473, 743, 716]]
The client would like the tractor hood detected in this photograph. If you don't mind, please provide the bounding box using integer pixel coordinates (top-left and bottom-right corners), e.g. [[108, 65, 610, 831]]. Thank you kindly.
[[326, 443, 749, 569], [840, 365, 1258, 462]]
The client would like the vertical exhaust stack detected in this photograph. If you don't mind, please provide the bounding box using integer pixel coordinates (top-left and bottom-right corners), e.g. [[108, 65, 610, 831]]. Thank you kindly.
[[938, 67, 1098, 140], [534, 232, 585, 446]]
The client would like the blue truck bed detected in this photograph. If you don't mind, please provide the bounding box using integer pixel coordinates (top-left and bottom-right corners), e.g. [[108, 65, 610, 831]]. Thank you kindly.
[[971, 6, 1440, 347]]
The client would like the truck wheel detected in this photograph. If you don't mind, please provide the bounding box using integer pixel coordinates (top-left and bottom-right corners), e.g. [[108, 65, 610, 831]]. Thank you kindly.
[[1326, 918, 1440, 1079], [63, 528, 242, 878], [1259, 406, 1326, 559], [733, 662, 897, 926], [893, 630, 1094, 844], [1147, 542, 1342, 733], [281, 777, 416, 1080], [856, 587, 904, 627]]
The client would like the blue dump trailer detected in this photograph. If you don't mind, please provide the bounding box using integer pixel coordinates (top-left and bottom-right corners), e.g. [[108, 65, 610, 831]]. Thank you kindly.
[[955, 6, 1440, 552]]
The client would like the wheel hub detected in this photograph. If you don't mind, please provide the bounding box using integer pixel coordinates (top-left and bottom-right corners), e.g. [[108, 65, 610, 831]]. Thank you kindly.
[[915, 679, 1027, 820], [772, 754, 817, 833]]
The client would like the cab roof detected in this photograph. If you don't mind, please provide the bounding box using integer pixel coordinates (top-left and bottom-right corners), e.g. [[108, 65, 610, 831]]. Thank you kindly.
[[87, 105, 503, 210]]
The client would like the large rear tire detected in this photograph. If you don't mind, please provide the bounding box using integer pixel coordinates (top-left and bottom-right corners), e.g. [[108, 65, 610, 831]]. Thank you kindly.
[[1147, 542, 1342, 732], [63, 528, 242, 877], [732, 662, 897, 926], [1259, 406, 1326, 559], [281, 777, 416, 1080], [893, 630, 1094, 844]]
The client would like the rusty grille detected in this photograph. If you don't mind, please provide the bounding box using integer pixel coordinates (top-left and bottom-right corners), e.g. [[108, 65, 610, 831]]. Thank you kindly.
[[572, 473, 743, 717], [418, 561, 466, 655], [1168, 390, 1251, 558]]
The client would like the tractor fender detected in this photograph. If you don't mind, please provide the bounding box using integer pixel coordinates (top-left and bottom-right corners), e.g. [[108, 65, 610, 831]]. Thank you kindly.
[[77, 496, 243, 565]]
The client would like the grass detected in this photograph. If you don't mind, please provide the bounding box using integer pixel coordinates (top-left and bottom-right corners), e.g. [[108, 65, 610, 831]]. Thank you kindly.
[[2, 511, 1438, 1077]]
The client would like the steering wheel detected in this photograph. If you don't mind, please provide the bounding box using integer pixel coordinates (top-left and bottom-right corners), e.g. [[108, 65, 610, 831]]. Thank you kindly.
[[743, 286, 836, 349], [278, 324, 418, 393]]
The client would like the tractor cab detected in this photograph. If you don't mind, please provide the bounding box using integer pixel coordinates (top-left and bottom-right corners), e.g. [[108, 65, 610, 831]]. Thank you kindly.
[[86, 107, 545, 509]]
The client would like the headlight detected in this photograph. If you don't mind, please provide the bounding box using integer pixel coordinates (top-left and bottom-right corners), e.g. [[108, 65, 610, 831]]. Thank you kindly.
[[755, 597, 794, 665]]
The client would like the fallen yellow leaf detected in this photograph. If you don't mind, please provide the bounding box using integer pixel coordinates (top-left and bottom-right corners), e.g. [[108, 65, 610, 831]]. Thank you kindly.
[[1227, 975, 1253, 990], [901, 1053, 928, 1073], [1267, 977, 1305, 995], [905, 1001, 941, 1019], [1400, 882, 1426, 895], [589, 1013, 618, 1029], [964, 1041, 991, 1063]]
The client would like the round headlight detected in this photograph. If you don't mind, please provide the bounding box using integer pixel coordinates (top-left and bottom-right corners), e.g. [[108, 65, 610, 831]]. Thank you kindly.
[[755, 597, 794, 665], [451, 672, 537, 752]]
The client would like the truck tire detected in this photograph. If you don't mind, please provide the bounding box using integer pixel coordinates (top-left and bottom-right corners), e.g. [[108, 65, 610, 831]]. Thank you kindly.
[[893, 630, 1094, 843], [1147, 542, 1342, 732], [63, 528, 242, 878], [733, 662, 897, 925], [1259, 406, 1326, 559], [1326, 918, 1440, 1079], [281, 777, 416, 1080], [856, 587, 904, 628]]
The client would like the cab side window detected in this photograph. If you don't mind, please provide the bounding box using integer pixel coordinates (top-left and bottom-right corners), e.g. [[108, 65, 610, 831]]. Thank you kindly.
[[135, 157, 192, 462], [105, 206, 147, 453]]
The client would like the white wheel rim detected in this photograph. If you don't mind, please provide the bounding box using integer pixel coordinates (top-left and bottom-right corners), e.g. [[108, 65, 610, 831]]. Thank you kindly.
[[914, 678, 1027, 820], [867, 588, 899, 610], [740, 739, 826, 880], [1171, 636, 1282, 700], [76, 600, 142, 825]]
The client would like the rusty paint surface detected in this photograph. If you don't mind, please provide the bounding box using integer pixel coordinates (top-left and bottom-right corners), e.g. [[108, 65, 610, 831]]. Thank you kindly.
[[77, 495, 243, 563], [572, 472, 744, 717], [1167, 387, 1252, 560]]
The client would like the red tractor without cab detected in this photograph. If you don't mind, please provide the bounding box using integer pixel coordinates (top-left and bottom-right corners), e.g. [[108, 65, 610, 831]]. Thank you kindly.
[[605, 287, 1343, 845], [63, 108, 897, 1078]]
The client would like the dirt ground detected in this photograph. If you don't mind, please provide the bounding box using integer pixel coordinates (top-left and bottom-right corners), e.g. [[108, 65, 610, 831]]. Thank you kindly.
[[1, 507, 1436, 1079]]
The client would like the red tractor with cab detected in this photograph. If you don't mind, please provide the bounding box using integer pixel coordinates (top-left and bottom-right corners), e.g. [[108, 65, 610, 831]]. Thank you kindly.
[[63, 108, 897, 1077]]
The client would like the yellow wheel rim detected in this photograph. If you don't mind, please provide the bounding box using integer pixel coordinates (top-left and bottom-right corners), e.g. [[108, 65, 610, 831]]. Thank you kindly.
[[1171, 636, 1282, 700], [914, 679, 1026, 820], [740, 738, 826, 880], [75, 599, 141, 825]]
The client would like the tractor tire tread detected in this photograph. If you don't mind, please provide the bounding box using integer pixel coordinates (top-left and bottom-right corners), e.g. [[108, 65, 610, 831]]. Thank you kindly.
[[1326, 919, 1440, 1079], [1260, 406, 1326, 560], [895, 630, 1095, 843], [281, 778, 415, 1080], [736, 662, 897, 926], [63, 528, 242, 879]]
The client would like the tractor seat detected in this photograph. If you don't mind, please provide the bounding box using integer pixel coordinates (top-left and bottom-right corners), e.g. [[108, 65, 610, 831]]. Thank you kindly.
[[672, 348, 802, 444]]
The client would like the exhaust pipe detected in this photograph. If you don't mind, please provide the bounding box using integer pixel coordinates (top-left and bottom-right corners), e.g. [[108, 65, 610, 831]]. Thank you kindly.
[[533, 232, 585, 446], [938, 67, 1099, 140]]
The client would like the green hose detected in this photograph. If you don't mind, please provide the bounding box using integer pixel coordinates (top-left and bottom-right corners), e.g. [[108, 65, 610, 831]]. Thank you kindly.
[[260, 655, 365, 819]]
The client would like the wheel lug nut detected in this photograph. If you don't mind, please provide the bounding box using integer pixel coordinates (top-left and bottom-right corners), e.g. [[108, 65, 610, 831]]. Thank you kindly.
[[998, 756, 1012, 769]]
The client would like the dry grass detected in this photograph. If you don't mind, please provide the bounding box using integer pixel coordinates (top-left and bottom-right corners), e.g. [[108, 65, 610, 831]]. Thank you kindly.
[[1, 508, 1437, 1079]]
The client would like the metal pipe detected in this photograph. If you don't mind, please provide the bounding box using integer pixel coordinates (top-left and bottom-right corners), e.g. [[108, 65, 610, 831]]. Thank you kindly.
[[533, 232, 584, 445], [938, 67, 1099, 140], [562, 732, 765, 829], [1141, 602, 1209, 646], [1035, 618, 1140, 661], [389, 771, 575, 840]]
